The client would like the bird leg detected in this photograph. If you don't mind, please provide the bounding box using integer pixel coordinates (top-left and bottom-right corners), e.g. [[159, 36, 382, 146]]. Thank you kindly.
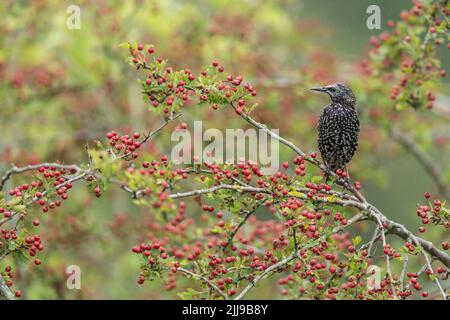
[[341, 165, 353, 194], [344, 165, 352, 184], [322, 164, 333, 184]]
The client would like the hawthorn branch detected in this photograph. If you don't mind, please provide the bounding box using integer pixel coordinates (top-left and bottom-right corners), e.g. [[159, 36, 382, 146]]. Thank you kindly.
[[353, 226, 381, 299], [115, 174, 450, 269], [361, 225, 381, 258], [400, 255, 410, 291], [0, 163, 81, 191], [230, 102, 367, 203], [131, 183, 450, 269], [0, 170, 90, 226], [2, 99, 450, 300], [141, 113, 182, 144], [234, 251, 298, 300], [373, 215, 398, 299], [402, 263, 435, 300], [118, 113, 182, 160], [167, 185, 265, 200], [315, 197, 450, 269], [413, 244, 447, 300], [177, 267, 228, 299], [0, 250, 18, 300], [0, 275, 15, 300], [222, 208, 256, 252]]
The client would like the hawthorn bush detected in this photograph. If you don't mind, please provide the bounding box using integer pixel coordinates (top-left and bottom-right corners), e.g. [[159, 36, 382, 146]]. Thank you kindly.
[[0, 0, 449, 300]]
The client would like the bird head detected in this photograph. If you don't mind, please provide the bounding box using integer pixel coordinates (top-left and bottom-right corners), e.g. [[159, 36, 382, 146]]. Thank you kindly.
[[311, 83, 356, 106]]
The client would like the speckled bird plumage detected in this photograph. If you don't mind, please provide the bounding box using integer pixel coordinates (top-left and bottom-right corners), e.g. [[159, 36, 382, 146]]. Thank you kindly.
[[313, 83, 360, 176]]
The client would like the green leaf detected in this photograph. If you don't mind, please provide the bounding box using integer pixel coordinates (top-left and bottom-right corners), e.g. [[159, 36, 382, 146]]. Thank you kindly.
[[12, 250, 31, 264], [352, 236, 362, 247], [178, 288, 204, 300], [119, 42, 131, 48], [7, 196, 22, 206]]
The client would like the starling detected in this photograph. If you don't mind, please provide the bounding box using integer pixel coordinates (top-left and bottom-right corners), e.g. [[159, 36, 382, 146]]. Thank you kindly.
[[311, 83, 360, 181]]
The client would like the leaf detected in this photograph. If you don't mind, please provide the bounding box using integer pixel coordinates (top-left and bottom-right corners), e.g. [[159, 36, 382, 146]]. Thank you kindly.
[[119, 42, 131, 48], [428, 274, 437, 282], [352, 236, 362, 247], [178, 288, 204, 300], [7, 196, 22, 206], [247, 103, 258, 114], [209, 227, 223, 234], [288, 190, 307, 199], [12, 205, 26, 213], [436, 21, 447, 33], [12, 250, 31, 264]]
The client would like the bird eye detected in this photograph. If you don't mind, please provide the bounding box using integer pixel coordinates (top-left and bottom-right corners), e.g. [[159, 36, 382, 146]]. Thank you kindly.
[[328, 87, 336, 92]]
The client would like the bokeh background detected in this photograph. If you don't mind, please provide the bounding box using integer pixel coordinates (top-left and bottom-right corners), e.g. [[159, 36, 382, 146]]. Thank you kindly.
[[0, 0, 449, 299]]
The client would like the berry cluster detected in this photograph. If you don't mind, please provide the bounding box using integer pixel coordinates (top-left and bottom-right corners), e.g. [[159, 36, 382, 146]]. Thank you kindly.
[[362, 0, 448, 111], [1, 265, 21, 298], [126, 43, 258, 117], [106, 131, 142, 160]]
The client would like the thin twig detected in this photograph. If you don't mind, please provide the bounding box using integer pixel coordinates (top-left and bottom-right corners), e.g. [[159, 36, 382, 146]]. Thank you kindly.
[[177, 267, 228, 299], [234, 251, 298, 300], [374, 215, 398, 299], [400, 255, 410, 291], [118, 113, 182, 160], [0, 163, 81, 191], [0, 171, 89, 226], [222, 209, 256, 252], [116, 180, 450, 268], [0, 274, 15, 300]]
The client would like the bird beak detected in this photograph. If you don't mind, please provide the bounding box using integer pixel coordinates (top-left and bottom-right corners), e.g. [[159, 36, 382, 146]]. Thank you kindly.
[[310, 87, 327, 92]]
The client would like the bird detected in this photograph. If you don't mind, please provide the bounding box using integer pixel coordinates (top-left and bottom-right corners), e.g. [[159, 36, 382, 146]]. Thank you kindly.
[[311, 83, 360, 182]]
